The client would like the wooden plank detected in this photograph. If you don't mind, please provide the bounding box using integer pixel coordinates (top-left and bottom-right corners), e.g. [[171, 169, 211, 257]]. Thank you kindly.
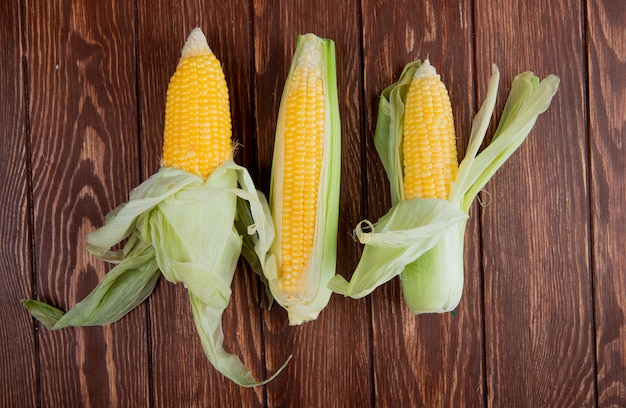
[[136, 1, 266, 405], [0, 1, 37, 406], [3, 1, 619, 405], [587, 1, 626, 406], [24, 1, 147, 406], [474, 0, 595, 406], [251, 0, 370, 405], [360, 1, 485, 406]]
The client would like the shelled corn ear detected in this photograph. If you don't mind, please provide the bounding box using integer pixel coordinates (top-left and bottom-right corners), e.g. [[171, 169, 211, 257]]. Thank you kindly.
[[264, 34, 341, 325], [161, 28, 233, 178], [22, 27, 288, 387], [329, 60, 559, 314]]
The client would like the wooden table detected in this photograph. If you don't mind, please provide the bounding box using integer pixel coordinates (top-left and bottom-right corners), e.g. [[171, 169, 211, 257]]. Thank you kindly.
[[2, 0, 624, 406]]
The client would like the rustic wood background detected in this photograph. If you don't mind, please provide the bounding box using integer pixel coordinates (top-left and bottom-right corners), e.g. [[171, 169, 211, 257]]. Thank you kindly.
[[1, 0, 624, 406]]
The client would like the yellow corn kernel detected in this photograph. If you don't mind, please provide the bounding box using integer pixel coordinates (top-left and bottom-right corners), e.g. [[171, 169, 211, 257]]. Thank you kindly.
[[162, 28, 233, 179], [278, 41, 325, 296], [402, 60, 458, 200]]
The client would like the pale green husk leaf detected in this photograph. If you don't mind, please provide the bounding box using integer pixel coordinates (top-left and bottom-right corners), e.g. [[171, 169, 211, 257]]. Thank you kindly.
[[449, 68, 561, 212], [327, 198, 467, 298], [373, 60, 423, 206], [20, 244, 159, 329], [268, 34, 341, 325], [23, 161, 288, 387], [235, 193, 275, 305], [400, 221, 466, 313]]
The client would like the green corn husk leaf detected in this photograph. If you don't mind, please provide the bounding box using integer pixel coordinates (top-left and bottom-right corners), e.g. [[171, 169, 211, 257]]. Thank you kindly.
[[235, 195, 275, 306], [20, 244, 159, 329], [332, 61, 559, 314], [23, 161, 288, 387], [449, 67, 561, 212], [20, 167, 194, 329], [400, 220, 466, 313], [373, 60, 423, 206], [328, 198, 467, 298], [267, 33, 341, 325]]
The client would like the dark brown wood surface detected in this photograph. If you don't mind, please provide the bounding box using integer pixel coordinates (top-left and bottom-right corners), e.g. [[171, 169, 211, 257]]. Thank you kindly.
[[588, 1, 626, 407], [476, 1, 596, 406], [1, 0, 624, 407]]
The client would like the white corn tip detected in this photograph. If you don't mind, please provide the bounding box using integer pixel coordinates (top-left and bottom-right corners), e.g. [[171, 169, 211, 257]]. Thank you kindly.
[[413, 59, 439, 80], [182, 27, 212, 57], [296, 34, 322, 67]]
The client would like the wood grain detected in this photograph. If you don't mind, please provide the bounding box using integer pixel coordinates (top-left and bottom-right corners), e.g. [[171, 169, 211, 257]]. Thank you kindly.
[[587, 1, 626, 406], [474, 0, 595, 406], [0, 1, 38, 406], [136, 1, 266, 406], [1, 0, 625, 406], [24, 1, 147, 406], [361, 0, 485, 406], [252, 0, 370, 406]]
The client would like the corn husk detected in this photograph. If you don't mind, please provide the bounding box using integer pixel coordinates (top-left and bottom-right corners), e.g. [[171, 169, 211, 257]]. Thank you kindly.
[[330, 61, 560, 314], [264, 34, 341, 325], [23, 161, 289, 386]]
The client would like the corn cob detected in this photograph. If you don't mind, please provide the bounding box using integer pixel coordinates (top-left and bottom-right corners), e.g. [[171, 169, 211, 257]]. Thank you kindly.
[[267, 33, 341, 325], [162, 28, 232, 178], [278, 40, 325, 295], [402, 61, 458, 200]]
